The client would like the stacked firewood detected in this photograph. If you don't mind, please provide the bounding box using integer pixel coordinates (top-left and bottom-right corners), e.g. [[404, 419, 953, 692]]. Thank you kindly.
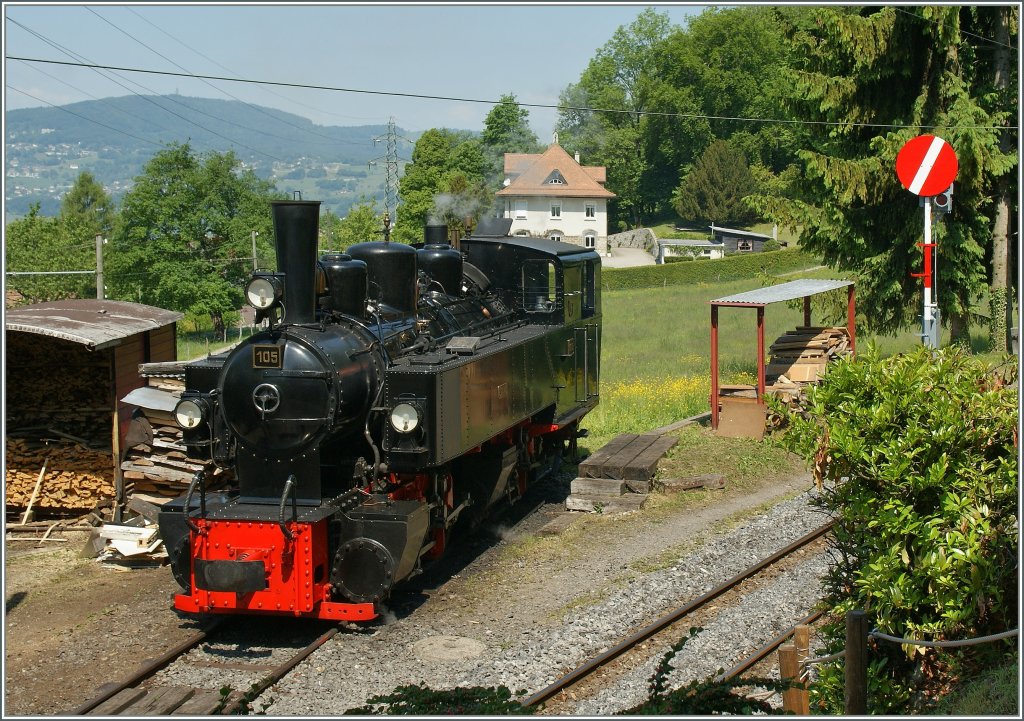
[[5, 437, 115, 511], [766, 326, 852, 386], [121, 390, 233, 503]]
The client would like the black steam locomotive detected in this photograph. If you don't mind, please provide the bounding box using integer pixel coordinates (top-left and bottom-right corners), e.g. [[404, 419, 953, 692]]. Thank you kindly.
[[158, 200, 601, 621]]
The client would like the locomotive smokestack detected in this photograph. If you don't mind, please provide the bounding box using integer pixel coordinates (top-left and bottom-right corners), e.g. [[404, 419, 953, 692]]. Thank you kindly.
[[271, 200, 322, 324], [424, 224, 448, 245]]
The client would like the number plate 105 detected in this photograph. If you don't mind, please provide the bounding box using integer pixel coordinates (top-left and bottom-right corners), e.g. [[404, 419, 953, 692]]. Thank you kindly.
[[252, 345, 282, 369]]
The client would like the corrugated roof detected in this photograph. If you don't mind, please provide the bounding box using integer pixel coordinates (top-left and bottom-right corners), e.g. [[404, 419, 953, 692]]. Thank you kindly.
[[5, 300, 183, 350], [497, 144, 615, 198], [712, 279, 854, 306]]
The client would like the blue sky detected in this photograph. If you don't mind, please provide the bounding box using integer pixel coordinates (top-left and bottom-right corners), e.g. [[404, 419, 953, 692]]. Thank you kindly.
[[4, 2, 710, 139]]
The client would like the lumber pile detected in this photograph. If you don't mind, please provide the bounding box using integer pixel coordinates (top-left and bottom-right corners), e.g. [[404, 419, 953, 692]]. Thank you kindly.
[[5, 437, 115, 511], [766, 326, 851, 386], [120, 388, 233, 504]]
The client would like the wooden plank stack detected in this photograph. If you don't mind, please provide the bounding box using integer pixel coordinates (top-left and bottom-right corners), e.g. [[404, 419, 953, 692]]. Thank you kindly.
[[566, 433, 678, 513], [766, 326, 851, 385], [120, 388, 233, 504], [5, 437, 115, 511]]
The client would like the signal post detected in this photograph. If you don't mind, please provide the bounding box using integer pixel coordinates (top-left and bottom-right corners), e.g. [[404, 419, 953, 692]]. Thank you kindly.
[[895, 135, 958, 348]]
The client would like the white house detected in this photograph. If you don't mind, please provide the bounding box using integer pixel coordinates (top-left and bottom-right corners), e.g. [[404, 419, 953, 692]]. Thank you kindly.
[[496, 142, 615, 254]]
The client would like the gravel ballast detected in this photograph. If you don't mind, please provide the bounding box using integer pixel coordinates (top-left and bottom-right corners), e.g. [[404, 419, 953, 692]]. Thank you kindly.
[[255, 488, 832, 715]]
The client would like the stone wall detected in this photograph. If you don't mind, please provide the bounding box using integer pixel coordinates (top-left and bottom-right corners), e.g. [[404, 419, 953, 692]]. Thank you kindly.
[[608, 228, 657, 252]]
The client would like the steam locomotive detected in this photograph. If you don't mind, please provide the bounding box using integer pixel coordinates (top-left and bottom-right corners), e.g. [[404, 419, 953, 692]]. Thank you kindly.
[[158, 200, 601, 621]]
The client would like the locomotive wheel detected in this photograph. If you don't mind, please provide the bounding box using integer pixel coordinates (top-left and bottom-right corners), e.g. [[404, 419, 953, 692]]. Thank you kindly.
[[330, 538, 395, 603]]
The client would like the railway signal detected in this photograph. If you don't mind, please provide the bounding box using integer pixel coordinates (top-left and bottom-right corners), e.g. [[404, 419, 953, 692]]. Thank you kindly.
[[896, 135, 959, 348]]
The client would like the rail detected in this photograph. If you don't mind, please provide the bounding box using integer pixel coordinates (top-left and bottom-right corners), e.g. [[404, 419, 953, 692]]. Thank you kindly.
[[521, 521, 833, 709]]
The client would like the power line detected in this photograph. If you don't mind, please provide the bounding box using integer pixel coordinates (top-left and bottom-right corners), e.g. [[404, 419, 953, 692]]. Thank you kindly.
[[894, 6, 1017, 51], [89, 6, 367, 148], [13, 58, 177, 134], [7, 55, 1018, 133], [123, 6, 381, 128], [5, 18, 284, 162], [6, 86, 164, 148]]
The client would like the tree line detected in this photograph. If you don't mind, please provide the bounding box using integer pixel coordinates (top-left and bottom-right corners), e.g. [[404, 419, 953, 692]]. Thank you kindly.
[[4, 5, 1017, 350]]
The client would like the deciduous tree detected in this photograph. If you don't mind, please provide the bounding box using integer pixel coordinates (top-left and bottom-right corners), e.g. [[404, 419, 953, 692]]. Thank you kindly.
[[5, 204, 96, 303], [107, 143, 280, 333]]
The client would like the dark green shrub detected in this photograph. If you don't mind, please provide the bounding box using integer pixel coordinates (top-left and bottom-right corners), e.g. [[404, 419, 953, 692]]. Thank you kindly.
[[602, 249, 818, 290], [773, 345, 1018, 713], [344, 684, 535, 715]]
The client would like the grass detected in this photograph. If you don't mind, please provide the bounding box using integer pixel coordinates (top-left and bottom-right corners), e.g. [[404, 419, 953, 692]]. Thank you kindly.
[[930, 659, 1019, 715], [583, 266, 929, 451]]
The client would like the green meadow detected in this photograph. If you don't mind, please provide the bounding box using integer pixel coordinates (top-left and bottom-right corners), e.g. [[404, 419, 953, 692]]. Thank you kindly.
[[585, 265, 930, 449]]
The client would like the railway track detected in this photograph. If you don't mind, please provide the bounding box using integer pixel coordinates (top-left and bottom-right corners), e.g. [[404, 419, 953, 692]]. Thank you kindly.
[[522, 520, 834, 711], [68, 617, 345, 715]]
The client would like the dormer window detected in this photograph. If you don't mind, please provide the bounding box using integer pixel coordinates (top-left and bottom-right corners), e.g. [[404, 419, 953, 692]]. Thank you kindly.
[[546, 171, 565, 185]]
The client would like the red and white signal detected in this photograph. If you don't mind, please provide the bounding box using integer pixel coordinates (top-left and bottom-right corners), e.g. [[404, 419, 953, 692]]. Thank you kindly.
[[895, 135, 958, 197]]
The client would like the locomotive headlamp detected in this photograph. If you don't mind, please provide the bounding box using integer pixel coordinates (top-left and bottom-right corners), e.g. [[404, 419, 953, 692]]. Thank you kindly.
[[174, 398, 207, 429], [389, 403, 420, 434], [246, 274, 283, 311]]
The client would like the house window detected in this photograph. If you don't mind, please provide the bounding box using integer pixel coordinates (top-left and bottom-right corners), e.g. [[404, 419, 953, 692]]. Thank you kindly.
[[550, 203, 561, 219], [514, 230, 530, 237], [584, 232, 596, 249], [585, 203, 596, 219], [548, 177, 564, 184], [514, 200, 527, 219], [737, 240, 753, 252], [549, 231, 563, 242]]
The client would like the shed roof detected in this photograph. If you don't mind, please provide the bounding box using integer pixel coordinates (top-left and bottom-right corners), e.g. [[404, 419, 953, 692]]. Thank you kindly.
[[710, 226, 773, 241], [711, 279, 854, 307], [5, 300, 182, 350]]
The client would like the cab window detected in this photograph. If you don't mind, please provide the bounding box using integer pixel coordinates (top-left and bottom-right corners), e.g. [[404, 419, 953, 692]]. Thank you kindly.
[[523, 260, 557, 313]]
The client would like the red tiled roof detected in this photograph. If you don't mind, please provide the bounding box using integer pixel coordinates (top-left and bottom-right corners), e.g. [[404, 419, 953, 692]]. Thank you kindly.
[[497, 144, 615, 198]]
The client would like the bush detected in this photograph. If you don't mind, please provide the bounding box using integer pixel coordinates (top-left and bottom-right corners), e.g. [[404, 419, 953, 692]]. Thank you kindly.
[[602, 249, 819, 290], [773, 345, 1018, 713]]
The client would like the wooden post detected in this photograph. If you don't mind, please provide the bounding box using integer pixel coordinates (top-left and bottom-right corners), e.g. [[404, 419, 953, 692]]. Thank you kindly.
[[845, 609, 868, 715], [756, 306, 765, 400], [710, 304, 720, 429], [779, 643, 804, 714], [20, 455, 49, 525], [793, 624, 811, 714]]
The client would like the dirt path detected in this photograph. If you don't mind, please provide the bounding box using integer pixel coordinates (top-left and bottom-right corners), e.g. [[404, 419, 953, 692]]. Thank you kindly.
[[3, 440, 811, 716]]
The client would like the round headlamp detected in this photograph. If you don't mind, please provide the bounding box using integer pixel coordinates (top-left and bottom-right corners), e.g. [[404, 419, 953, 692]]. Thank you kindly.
[[174, 398, 206, 429], [246, 276, 281, 310], [389, 403, 420, 433]]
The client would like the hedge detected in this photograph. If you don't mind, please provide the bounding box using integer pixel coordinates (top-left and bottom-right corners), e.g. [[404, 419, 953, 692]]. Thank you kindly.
[[601, 249, 821, 291]]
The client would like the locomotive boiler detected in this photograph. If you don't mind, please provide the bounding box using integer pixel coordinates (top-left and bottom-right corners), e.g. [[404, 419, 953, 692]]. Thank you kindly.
[[158, 199, 601, 621]]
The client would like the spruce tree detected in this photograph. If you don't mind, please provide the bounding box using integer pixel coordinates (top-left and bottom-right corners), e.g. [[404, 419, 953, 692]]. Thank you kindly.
[[751, 6, 1017, 341]]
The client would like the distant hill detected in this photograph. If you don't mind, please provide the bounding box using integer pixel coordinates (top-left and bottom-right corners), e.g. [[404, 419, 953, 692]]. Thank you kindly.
[[4, 95, 425, 218]]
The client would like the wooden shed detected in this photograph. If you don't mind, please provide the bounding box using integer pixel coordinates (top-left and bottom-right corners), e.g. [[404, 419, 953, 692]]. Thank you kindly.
[[710, 279, 856, 438], [5, 300, 182, 519]]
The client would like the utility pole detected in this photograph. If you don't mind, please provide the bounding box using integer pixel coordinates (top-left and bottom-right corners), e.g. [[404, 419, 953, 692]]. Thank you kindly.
[[251, 230, 259, 271], [95, 233, 105, 300]]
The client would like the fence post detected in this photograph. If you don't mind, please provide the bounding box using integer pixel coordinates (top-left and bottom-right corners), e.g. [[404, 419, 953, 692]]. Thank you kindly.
[[845, 609, 868, 715], [793, 624, 811, 714], [779, 643, 804, 714]]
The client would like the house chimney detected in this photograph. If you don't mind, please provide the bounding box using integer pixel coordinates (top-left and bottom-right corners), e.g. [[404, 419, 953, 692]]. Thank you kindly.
[[574, 151, 580, 163]]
